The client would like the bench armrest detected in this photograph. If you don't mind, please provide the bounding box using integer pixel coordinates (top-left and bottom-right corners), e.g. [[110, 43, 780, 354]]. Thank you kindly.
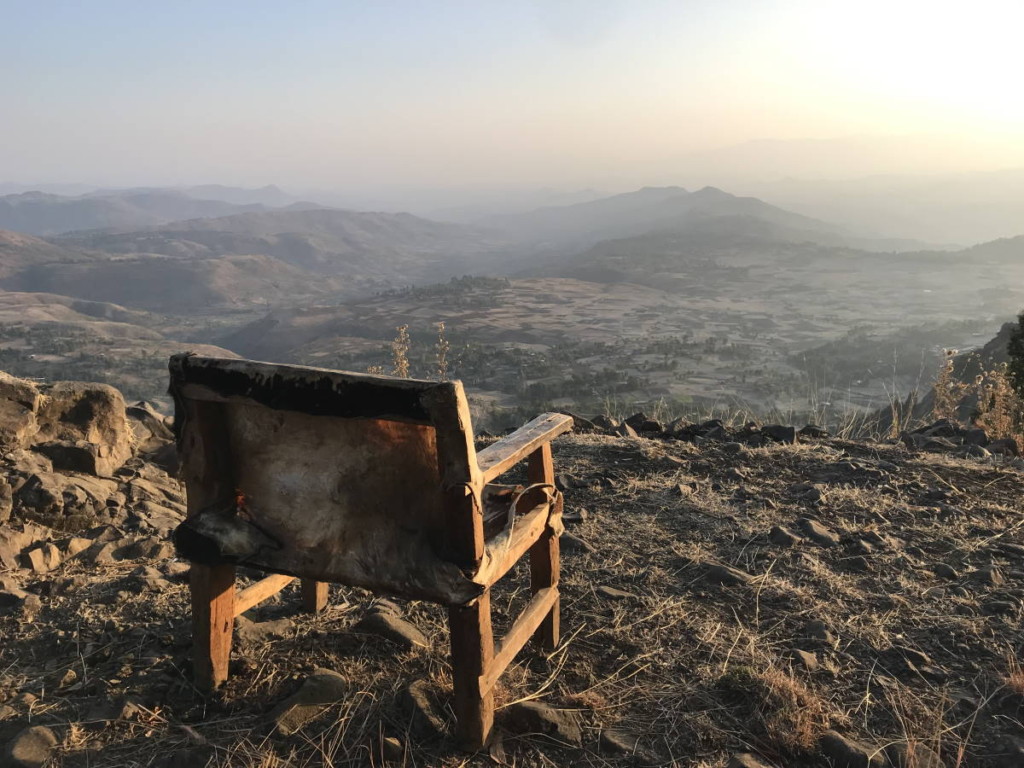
[[476, 413, 574, 484]]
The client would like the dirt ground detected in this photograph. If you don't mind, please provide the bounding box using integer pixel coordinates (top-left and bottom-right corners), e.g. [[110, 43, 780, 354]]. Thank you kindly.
[[2, 430, 1024, 766]]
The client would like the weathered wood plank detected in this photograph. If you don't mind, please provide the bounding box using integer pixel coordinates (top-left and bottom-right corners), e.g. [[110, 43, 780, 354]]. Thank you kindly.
[[449, 593, 495, 749], [233, 573, 295, 617], [477, 413, 574, 483], [528, 444, 560, 650], [171, 354, 443, 424], [479, 587, 559, 695], [191, 564, 235, 689], [474, 502, 550, 587], [301, 579, 329, 613]]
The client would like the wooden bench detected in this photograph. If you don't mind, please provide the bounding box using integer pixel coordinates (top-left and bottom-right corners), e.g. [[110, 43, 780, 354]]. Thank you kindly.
[[168, 354, 573, 748]]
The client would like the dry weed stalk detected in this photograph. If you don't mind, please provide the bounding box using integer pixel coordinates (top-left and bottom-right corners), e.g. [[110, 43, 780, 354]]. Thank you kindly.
[[932, 349, 969, 421], [973, 363, 1024, 441], [435, 321, 450, 381], [390, 324, 411, 378]]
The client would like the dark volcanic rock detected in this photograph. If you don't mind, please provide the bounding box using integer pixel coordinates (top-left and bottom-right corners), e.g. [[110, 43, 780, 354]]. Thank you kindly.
[[819, 729, 884, 768], [271, 668, 348, 735], [502, 701, 582, 745], [4, 725, 58, 768]]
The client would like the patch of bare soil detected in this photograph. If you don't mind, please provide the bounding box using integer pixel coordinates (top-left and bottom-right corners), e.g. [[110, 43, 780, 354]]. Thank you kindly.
[[3, 429, 1024, 766]]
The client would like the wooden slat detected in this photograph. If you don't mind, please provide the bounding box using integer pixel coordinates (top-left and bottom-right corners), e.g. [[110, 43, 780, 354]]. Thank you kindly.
[[477, 413, 574, 483], [191, 564, 235, 689], [475, 503, 550, 587], [233, 573, 295, 617], [170, 354, 442, 425], [178, 397, 237, 690], [449, 593, 495, 750], [301, 579, 329, 613], [479, 587, 559, 695], [528, 445, 560, 650]]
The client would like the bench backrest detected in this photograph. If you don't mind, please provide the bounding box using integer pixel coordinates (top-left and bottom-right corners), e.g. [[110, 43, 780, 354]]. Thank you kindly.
[[169, 354, 485, 603]]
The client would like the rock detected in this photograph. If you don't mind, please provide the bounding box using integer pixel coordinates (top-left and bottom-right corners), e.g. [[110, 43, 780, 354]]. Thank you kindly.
[[562, 506, 588, 524], [989, 438, 1021, 456], [4, 725, 58, 768], [971, 565, 1004, 586], [958, 444, 990, 459], [728, 754, 778, 768], [404, 679, 448, 737], [591, 414, 618, 430], [792, 649, 818, 671], [354, 611, 428, 650], [600, 728, 660, 764], [271, 668, 348, 735], [761, 425, 797, 444], [963, 427, 989, 446], [769, 525, 801, 547], [162, 561, 191, 581], [615, 423, 639, 438], [806, 620, 837, 646], [82, 541, 118, 565], [0, 523, 51, 570], [235, 616, 294, 644], [931, 563, 959, 580], [596, 585, 636, 601], [674, 482, 697, 497], [502, 701, 582, 745], [884, 740, 944, 768], [704, 562, 754, 586], [32, 381, 134, 476], [60, 537, 92, 557], [0, 704, 15, 721], [799, 424, 829, 438], [797, 517, 840, 547], [624, 412, 648, 430], [14, 473, 65, 519], [0, 476, 12, 523], [790, 483, 824, 502], [637, 419, 664, 434], [561, 532, 595, 553], [819, 730, 884, 768], [22, 542, 61, 573]]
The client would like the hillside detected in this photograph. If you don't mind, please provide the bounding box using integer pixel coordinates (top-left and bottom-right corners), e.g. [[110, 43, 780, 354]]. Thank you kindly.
[[0, 291, 235, 401], [481, 186, 930, 254], [0, 208, 498, 314], [1, 372, 1024, 766], [0, 190, 270, 236], [0, 230, 101, 279], [220, 229, 1024, 423]]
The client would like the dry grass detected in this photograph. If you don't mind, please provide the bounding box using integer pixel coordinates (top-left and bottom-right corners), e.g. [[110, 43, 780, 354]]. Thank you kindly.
[[3, 431, 1024, 766]]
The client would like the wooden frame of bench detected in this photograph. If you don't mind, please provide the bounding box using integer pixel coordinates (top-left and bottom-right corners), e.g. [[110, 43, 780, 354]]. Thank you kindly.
[[169, 354, 573, 749]]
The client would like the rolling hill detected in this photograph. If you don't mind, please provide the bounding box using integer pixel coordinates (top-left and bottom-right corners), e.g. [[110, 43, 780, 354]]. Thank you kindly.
[[0, 189, 274, 236]]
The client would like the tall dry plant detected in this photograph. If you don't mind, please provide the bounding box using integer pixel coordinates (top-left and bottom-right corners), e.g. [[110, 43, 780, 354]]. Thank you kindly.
[[390, 324, 411, 378], [932, 349, 970, 421], [973, 364, 1024, 441], [435, 321, 450, 380]]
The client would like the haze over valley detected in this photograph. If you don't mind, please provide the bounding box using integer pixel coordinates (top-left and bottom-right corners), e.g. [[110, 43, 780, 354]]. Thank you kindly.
[[1, 180, 1022, 428]]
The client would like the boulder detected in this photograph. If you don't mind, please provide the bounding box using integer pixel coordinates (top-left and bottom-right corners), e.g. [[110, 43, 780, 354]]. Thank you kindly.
[[33, 381, 134, 476], [4, 725, 58, 768], [271, 668, 348, 735], [502, 701, 582, 745]]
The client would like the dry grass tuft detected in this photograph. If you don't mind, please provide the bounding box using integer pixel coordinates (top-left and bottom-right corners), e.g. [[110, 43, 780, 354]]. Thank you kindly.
[[716, 663, 835, 753]]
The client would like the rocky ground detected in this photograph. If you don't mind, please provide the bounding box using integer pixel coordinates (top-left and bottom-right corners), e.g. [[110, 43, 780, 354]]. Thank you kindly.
[[1, 373, 1024, 767]]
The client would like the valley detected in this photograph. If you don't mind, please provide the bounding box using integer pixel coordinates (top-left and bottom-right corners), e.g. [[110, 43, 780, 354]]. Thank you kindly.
[[0, 184, 1021, 429]]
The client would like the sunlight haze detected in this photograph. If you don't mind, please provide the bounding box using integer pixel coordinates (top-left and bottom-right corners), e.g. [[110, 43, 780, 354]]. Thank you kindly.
[[3, 0, 1023, 190]]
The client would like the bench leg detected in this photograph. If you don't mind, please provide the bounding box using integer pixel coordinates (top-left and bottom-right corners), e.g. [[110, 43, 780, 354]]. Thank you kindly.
[[448, 592, 494, 750], [190, 563, 235, 690], [301, 579, 329, 613], [528, 445, 561, 650]]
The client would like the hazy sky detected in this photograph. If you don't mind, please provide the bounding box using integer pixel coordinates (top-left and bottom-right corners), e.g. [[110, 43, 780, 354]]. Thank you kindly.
[[3, 0, 1024, 190]]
